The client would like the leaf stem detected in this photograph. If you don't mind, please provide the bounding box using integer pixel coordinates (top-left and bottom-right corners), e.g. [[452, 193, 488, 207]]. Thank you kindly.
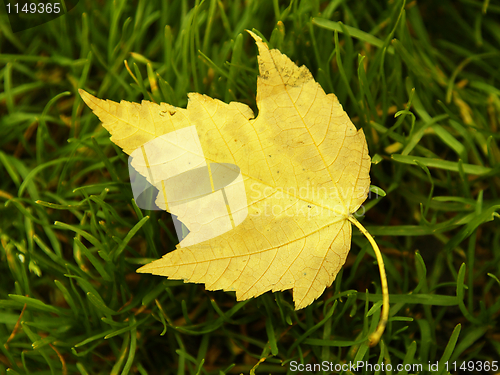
[[348, 215, 389, 347]]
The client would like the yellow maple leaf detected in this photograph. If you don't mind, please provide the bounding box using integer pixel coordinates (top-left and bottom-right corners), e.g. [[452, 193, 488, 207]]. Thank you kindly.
[[79, 30, 388, 345]]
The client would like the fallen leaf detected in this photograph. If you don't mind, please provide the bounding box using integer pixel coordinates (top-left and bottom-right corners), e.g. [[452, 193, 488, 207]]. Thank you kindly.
[[79, 31, 387, 337]]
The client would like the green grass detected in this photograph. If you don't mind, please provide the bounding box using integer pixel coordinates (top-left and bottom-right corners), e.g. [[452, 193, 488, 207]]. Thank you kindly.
[[1, 0, 500, 374]]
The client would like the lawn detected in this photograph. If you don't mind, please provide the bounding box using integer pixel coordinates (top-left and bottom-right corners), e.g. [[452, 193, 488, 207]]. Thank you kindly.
[[1, 0, 500, 374]]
